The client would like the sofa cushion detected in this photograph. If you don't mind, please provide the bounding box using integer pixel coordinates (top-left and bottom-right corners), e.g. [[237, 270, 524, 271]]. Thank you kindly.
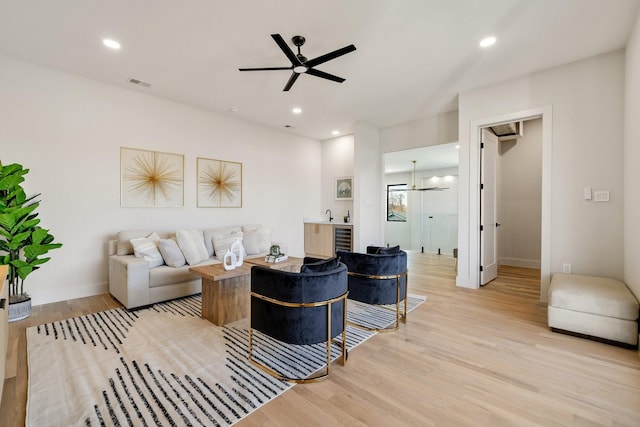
[[130, 233, 164, 268], [176, 229, 209, 265], [212, 230, 246, 260], [158, 238, 186, 268], [117, 230, 153, 255]]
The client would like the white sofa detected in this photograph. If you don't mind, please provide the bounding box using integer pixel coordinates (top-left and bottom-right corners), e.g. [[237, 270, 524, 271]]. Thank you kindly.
[[548, 273, 639, 346], [108, 225, 281, 309]]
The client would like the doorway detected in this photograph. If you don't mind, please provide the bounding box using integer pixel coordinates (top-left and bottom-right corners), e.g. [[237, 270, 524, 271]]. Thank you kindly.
[[384, 143, 459, 253], [468, 105, 552, 300], [480, 119, 543, 286]]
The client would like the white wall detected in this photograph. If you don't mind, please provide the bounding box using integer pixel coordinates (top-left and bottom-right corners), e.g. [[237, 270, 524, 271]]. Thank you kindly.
[[353, 122, 382, 251], [498, 119, 542, 268], [380, 110, 458, 153], [0, 55, 321, 305], [458, 50, 625, 300], [624, 8, 640, 302], [320, 135, 354, 223]]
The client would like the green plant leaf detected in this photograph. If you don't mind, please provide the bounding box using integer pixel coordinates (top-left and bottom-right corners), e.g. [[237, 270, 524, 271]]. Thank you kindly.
[[0, 212, 16, 230], [31, 257, 51, 266], [10, 259, 28, 268], [16, 264, 34, 281], [0, 173, 26, 192], [8, 231, 31, 250], [24, 244, 49, 258]]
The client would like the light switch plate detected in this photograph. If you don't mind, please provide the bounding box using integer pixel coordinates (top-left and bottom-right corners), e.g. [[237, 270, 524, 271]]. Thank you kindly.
[[594, 190, 610, 202], [584, 187, 592, 200]]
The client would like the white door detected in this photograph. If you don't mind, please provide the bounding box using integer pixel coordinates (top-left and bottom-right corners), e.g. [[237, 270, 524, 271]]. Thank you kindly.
[[480, 128, 499, 285]]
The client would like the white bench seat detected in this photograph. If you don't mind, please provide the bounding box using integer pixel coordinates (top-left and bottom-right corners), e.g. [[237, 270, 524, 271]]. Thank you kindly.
[[548, 273, 639, 346]]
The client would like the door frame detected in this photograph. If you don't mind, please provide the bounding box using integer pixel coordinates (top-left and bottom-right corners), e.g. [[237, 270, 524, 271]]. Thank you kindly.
[[463, 106, 552, 300]]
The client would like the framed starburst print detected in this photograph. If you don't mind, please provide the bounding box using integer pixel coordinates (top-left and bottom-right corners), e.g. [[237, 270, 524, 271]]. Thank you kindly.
[[197, 157, 242, 208], [121, 147, 184, 207]]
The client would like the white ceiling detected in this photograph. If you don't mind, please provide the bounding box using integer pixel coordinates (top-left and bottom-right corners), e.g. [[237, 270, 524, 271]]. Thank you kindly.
[[0, 0, 637, 141]]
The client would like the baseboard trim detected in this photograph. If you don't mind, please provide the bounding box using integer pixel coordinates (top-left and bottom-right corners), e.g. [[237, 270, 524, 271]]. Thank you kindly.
[[31, 282, 108, 306], [499, 258, 541, 269]]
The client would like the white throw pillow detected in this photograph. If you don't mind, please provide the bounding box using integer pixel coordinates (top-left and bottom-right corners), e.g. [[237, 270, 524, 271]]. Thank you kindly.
[[203, 227, 242, 257], [255, 227, 272, 253], [130, 232, 164, 268], [212, 230, 246, 260], [243, 230, 260, 255], [117, 230, 152, 255], [158, 238, 186, 268], [176, 229, 209, 265]]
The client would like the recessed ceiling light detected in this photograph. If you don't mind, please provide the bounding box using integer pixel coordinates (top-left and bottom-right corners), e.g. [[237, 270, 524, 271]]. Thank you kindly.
[[479, 36, 496, 48], [103, 39, 121, 50], [455, 145, 460, 149], [292, 107, 302, 114], [332, 130, 340, 136]]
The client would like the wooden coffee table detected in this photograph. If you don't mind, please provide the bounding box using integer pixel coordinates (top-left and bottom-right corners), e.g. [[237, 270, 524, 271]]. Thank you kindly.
[[189, 263, 251, 326], [245, 256, 304, 272]]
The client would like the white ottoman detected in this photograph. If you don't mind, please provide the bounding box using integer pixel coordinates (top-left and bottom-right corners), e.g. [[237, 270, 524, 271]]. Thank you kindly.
[[548, 273, 639, 346]]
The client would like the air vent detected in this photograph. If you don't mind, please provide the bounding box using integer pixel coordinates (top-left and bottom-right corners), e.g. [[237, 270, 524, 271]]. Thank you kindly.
[[489, 121, 524, 140], [128, 78, 151, 88]]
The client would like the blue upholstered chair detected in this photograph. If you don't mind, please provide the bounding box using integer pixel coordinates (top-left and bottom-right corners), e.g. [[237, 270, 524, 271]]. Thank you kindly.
[[248, 257, 348, 383], [336, 246, 408, 331]]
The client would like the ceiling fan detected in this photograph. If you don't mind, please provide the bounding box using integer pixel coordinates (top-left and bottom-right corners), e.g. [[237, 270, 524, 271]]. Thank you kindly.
[[388, 161, 449, 192], [238, 34, 356, 91]]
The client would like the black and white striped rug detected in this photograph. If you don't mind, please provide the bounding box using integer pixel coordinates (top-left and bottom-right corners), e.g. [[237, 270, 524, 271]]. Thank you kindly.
[[26, 294, 425, 426]]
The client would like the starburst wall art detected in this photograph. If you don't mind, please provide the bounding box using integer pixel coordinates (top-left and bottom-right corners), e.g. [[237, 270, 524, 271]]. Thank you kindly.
[[197, 157, 242, 208], [121, 147, 184, 207]]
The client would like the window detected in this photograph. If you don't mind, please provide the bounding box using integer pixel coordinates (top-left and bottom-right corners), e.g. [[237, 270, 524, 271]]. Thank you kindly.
[[387, 184, 407, 222]]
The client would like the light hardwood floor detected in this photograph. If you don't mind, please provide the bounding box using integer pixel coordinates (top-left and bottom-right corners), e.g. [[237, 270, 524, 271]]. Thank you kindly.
[[2, 253, 639, 426]]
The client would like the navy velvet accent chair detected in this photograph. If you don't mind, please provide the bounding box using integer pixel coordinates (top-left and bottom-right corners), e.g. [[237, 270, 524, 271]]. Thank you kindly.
[[248, 258, 349, 383], [336, 246, 408, 331]]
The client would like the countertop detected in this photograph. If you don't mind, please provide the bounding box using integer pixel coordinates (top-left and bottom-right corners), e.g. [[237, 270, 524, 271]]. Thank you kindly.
[[303, 218, 353, 225]]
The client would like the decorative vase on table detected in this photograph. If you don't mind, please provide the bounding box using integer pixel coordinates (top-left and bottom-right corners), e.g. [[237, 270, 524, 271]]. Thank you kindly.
[[223, 250, 237, 271], [230, 239, 244, 267]]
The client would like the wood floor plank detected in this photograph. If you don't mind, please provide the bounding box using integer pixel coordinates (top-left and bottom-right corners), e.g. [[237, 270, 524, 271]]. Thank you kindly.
[[1, 252, 639, 427]]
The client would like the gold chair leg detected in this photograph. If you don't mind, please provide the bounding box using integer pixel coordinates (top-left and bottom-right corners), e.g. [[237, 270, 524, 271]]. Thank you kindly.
[[347, 272, 409, 332], [248, 295, 348, 383]]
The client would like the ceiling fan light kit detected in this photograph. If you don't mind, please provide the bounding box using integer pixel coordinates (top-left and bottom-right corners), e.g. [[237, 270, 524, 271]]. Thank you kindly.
[[388, 160, 449, 192], [239, 34, 356, 91]]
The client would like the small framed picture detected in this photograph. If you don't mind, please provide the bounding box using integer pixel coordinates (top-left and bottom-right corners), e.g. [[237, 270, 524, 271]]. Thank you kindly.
[[335, 176, 353, 200]]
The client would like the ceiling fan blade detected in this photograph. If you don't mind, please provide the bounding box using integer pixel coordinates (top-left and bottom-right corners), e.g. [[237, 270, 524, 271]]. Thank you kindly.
[[417, 187, 448, 191], [238, 66, 292, 71], [283, 72, 300, 91], [306, 68, 345, 83], [305, 44, 356, 68], [271, 33, 301, 66]]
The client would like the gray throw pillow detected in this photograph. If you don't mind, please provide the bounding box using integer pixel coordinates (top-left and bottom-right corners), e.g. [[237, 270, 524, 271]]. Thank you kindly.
[[176, 229, 209, 265], [158, 238, 186, 268]]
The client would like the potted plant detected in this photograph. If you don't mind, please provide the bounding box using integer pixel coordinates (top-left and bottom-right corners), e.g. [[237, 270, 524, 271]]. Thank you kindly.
[[0, 161, 62, 321]]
